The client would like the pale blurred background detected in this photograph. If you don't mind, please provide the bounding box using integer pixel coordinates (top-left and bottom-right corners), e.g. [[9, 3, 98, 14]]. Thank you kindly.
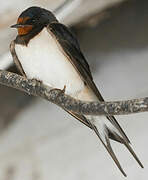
[[0, 0, 148, 179]]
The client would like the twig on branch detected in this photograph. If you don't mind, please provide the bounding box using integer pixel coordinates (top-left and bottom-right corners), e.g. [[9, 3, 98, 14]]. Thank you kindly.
[[0, 69, 148, 116]]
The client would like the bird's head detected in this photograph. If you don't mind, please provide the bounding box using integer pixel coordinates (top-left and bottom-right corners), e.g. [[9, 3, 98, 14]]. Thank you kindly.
[[11, 6, 57, 36]]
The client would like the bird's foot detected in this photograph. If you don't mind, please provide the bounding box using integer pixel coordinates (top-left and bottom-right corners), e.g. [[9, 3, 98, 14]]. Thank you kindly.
[[31, 78, 42, 85], [62, 85, 66, 94], [52, 85, 66, 94]]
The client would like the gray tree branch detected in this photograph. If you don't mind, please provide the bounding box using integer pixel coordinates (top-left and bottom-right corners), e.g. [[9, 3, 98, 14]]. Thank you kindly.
[[0, 69, 148, 116]]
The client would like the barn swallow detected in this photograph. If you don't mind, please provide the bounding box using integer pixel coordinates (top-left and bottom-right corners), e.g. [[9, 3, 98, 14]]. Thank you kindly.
[[10, 6, 143, 176]]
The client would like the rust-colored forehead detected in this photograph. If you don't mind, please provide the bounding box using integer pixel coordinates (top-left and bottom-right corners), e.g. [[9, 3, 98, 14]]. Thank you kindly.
[[17, 16, 30, 24]]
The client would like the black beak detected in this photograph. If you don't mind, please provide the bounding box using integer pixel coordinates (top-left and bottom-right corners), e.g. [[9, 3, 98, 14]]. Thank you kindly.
[[10, 24, 32, 28]]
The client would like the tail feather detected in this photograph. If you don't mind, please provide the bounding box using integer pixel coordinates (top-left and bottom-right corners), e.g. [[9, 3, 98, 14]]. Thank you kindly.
[[107, 116, 130, 144], [92, 125, 127, 177], [124, 140, 144, 168], [107, 127, 144, 169], [87, 117, 143, 176]]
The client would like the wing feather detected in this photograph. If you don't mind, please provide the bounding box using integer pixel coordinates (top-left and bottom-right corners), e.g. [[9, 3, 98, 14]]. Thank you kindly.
[[48, 23, 130, 143], [10, 41, 26, 77]]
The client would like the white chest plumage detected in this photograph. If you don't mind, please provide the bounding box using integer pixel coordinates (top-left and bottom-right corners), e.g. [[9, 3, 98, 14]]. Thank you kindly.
[[15, 28, 85, 96]]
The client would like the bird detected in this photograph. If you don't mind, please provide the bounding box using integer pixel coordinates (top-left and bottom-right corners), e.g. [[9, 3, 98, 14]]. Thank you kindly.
[[10, 6, 143, 176]]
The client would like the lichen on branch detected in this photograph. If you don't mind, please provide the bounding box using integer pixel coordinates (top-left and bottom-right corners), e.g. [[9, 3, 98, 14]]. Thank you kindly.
[[0, 69, 148, 116]]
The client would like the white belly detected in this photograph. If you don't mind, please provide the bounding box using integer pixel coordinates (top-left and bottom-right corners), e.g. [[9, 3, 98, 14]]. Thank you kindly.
[[15, 28, 84, 96], [15, 28, 108, 134]]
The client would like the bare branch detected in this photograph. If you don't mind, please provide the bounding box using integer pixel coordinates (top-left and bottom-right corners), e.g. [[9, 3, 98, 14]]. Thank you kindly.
[[0, 69, 148, 116]]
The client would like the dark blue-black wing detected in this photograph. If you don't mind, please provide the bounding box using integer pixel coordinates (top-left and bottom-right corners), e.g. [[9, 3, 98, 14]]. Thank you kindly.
[[48, 22, 130, 143]]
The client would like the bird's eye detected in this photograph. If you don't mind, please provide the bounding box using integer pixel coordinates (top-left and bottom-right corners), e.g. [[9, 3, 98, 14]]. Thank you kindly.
[[25, 18, 36, 24], [32, 19, 36, 22]]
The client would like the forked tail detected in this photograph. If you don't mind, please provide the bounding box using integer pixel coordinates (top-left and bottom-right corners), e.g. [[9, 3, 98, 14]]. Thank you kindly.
[[87, 116, 143, 177]]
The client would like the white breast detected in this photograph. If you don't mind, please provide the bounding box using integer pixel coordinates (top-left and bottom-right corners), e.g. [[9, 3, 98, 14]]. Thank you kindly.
[[15, 28, 84, 96]]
